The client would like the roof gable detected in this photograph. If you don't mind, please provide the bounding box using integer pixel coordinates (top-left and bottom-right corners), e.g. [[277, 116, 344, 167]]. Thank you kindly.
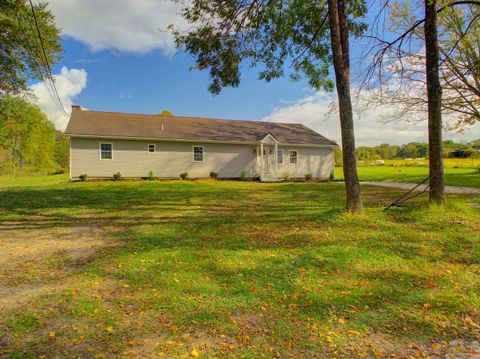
[[259, 133, 278, 143], [65, 108, 337, 146]]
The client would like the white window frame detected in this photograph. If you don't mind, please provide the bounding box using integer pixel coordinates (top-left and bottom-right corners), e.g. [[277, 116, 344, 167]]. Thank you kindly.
[[148, 144, 156, 154], [277, 150, 284, 165], [99, 142, 113, 160], [289, 150, 298, 165], [192, 145, 204, 162]]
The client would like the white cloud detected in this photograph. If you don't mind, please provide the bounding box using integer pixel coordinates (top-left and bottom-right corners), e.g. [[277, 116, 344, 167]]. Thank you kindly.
[[30, 67, 87, 131], [39, 0, 187, 55], [264, 90, 480, 146]]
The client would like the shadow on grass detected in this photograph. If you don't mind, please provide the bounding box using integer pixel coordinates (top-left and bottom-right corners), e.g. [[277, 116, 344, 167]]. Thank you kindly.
[[1, 180, 479, 357]]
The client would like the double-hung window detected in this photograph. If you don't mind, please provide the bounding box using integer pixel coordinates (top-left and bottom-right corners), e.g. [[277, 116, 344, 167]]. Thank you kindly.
[[100, 143, 112, 160], [193, 146, 204, 162], [277, 150, 284, 164], [148, 144, 156, 153], [289, 150, 298, 164]]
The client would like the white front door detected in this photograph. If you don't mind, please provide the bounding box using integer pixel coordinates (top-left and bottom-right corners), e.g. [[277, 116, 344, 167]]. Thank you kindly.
[[263, 146, 273, 176]]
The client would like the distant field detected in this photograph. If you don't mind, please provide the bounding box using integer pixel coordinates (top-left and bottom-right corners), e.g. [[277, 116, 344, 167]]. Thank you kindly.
[[334, 159, 480, 187], [358, 158, 480, 168]]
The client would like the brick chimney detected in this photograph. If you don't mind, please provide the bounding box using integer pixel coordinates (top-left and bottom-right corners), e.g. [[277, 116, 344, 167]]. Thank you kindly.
[[71, 104, 81, 110]]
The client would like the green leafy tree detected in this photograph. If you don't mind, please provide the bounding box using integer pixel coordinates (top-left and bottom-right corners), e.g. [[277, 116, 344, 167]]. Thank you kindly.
[[0, 94, 56, 174], [54, 130, 69, 170], [173, 0, 367, 212], [376, 143, 400, 159], [400, 143, 419, 159], [158, 109, 173, 116], [0, 0, 63, 94]]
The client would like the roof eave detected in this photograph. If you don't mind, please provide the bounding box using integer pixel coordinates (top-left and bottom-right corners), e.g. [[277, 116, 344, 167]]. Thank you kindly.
[[66, 133, 338, 147]]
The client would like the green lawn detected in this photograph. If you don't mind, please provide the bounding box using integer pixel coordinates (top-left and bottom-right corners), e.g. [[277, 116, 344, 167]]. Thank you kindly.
[[1, 175, 479, 358], [335, 166, 480, 187]]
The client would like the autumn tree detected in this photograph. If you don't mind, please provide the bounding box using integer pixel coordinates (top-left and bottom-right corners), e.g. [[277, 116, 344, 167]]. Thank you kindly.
[[172, 0, 367, 212], [0, 0, 62, 94]]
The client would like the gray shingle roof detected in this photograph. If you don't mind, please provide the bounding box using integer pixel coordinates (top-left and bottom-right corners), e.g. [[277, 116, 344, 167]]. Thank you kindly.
[[65, 107, 337, 146]]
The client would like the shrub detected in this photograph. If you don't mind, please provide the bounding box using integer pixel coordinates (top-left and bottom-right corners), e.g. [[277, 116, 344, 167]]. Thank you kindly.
[[282, 172, 290, 180], [113, 172, 122, 180], [305, 173, 312, 180], [180, 172, 188, 180], [209, 171, 218, 180], [239, 170, 247, 181], [329, 172, 334, 181], [147, 170, 155, 180], [79, 174, 87, 181]]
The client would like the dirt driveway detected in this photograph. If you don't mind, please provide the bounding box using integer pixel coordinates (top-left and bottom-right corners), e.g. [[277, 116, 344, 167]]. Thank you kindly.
[[0, 224, 115, 311]]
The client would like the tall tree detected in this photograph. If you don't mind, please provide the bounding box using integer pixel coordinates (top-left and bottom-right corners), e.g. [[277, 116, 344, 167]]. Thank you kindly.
[[425, 0, 445, 202], [172, 0, 367, 212], [0, 0, 62, 94], [327, 0, 362, 211]]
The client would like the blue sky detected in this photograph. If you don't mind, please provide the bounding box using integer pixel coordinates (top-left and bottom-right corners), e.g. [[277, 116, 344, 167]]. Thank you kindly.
[[31, 0, 479, 146], [58, 38, 311, 121]]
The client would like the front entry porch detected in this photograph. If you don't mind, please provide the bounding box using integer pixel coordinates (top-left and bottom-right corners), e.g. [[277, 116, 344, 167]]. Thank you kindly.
[[255, 133, 280, 182]]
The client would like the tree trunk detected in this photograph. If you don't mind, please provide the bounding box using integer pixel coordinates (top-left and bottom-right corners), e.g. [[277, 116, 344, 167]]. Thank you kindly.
[[327, 0, 363, 213], [424, 0, 445, 203]]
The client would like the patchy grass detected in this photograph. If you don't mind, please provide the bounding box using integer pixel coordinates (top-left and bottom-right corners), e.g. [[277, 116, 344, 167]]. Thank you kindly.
[[0, 176, 479, 358], [335, 166, 480, 187]]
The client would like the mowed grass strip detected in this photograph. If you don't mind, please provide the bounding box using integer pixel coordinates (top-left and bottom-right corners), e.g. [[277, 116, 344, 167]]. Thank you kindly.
[[0, 175, 479, 358]]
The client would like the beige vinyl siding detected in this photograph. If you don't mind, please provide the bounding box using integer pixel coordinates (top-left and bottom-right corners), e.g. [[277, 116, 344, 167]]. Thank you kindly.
[[70, 138, 258, 179], [70, 137, 334, 179], [276, 146, 334, 179]]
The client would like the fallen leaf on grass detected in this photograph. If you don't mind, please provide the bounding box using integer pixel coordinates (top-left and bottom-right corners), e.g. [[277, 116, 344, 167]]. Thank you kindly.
[[347, 330, 360, 336], [191, 348, 200, 357]]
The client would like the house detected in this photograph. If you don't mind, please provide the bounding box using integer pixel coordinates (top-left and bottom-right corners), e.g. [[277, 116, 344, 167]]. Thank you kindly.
[[65, 105, 337, 181]]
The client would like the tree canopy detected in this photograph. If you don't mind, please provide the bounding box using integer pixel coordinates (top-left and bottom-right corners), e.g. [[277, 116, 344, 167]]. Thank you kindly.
[[0, 0, 62, 94], [173, 0, 368, 95]]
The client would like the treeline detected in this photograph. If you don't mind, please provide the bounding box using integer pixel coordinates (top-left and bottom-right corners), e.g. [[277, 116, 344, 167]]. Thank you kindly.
[[0, 94, 69, 175], [354, 141, 480, 161]]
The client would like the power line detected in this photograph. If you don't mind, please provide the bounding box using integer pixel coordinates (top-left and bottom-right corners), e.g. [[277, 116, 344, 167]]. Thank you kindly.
[[27, 0, 68, 116], [16, 11, 64, 114]]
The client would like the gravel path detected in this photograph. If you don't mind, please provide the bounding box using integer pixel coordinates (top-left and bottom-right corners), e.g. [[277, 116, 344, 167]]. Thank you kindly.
[[362, 181, 480, 194]]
